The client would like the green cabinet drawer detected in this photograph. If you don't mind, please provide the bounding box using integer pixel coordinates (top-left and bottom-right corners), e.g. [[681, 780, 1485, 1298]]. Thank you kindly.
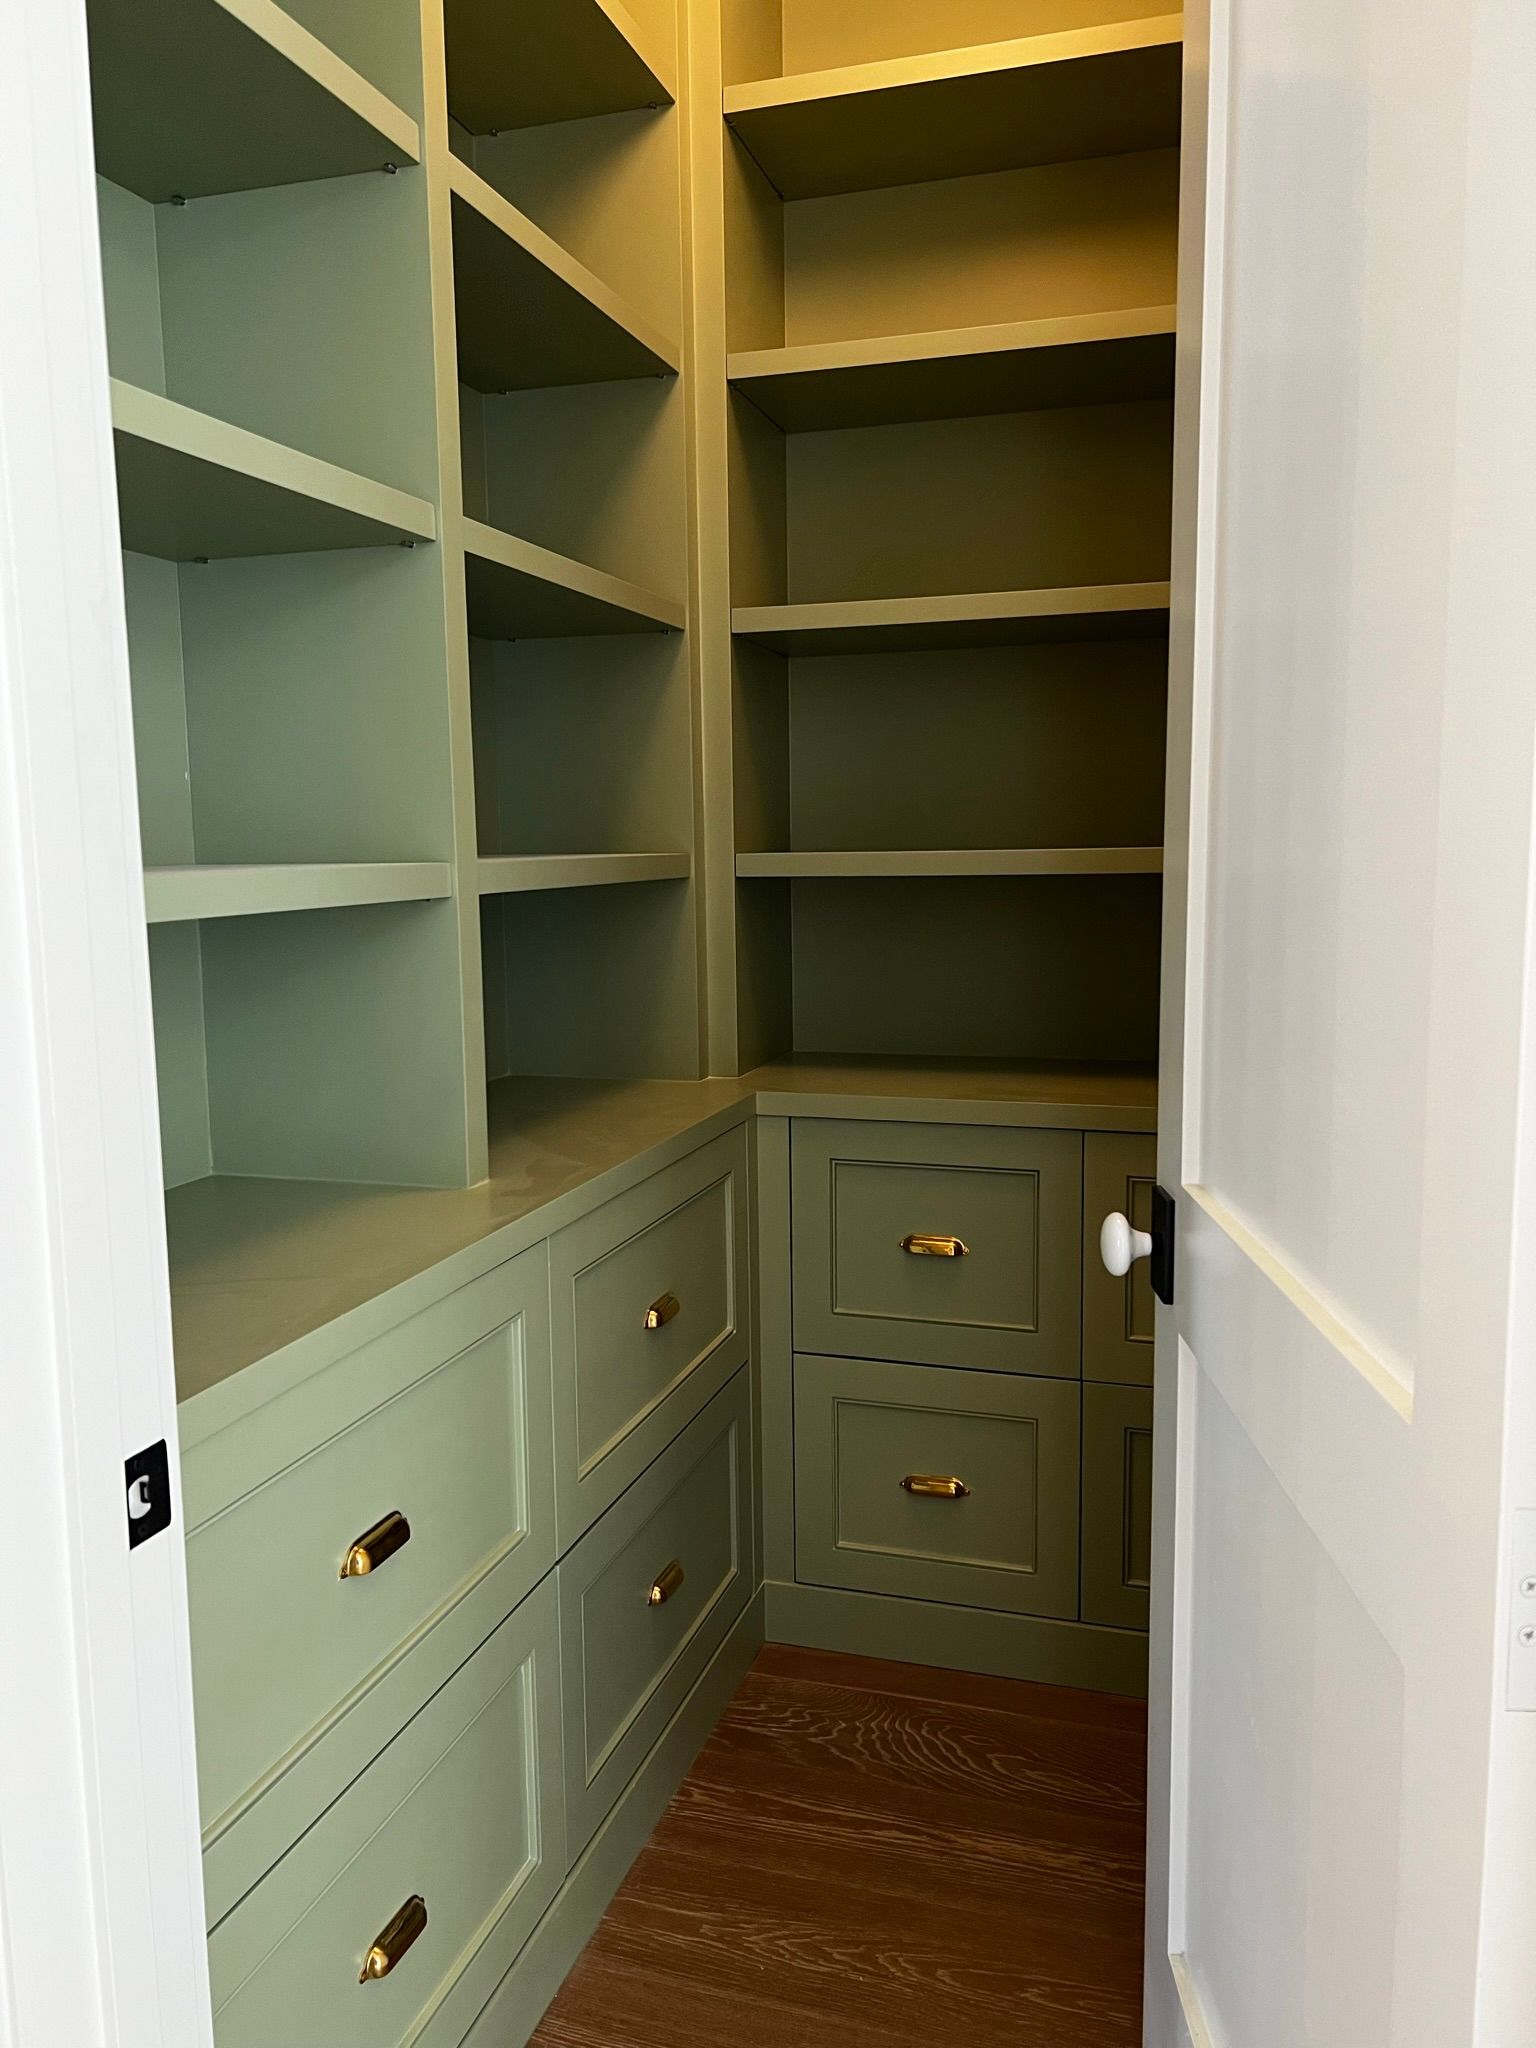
[[184, 1243, 555, 1898], [558, 1368, 752, 1854], [1082, 1383, 1154, 1630], [551, 1126, 749, 1548], [1083, 1132, 1157, 1385], [791, 1119, 1082, 1376], [207, 1575, 565, 2048], [793, 1352, 1080, 1618]]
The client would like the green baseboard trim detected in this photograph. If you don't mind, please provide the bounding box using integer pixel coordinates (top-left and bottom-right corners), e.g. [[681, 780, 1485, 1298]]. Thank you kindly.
[[764, 1580, 1147, 1698], [459, 1587, 766, 2047]]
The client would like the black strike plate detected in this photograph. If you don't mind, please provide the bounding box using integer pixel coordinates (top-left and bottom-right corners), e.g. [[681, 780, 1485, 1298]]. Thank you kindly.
[[1150, 1185, 1176, 1307], [125, 1438, 173, 1549]]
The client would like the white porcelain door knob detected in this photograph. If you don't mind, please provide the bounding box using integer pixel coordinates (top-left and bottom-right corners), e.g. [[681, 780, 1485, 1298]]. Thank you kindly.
[[1100, 1211, 1153, 1278]]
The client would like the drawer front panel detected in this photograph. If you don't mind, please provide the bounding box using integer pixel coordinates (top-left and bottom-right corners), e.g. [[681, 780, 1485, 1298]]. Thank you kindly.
[[1083, 1132, 1158, 1385], [1082, 1382, 1154, 1630], [559, 1369, 752, 1852], [794, 1352, 1080, 1617], [208, 1576, 564, 2048], [186, 1245, 554, 1843], [552, 1126, 749, 1546], [792, 1120, 1081, 1375]]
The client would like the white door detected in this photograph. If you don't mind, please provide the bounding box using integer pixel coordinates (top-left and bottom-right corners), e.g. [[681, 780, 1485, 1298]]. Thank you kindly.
[[1140, 1, 1536, 2044]]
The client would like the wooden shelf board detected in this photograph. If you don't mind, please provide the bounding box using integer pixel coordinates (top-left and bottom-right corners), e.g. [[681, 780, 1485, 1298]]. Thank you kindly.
[[732, 583, 1170, 656], [143, 861, 451, 924], [445, 0, 675, 134], [735, 849, 1164, 879], [86, 0, 419, 202], [450, 159, 679, 393], [462, 517, 684, 640], [112, 381, 435, 561], [478, 854, 690, 894], [724, 15, 1183, 199], [729, 307, 1176, 432]]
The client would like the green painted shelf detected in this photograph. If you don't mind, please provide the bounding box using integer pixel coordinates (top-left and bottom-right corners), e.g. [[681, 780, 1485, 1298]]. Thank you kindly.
[[450, 158, 680, 393], [462, 517, 684, 639], [477, 854, 691, 894], [112, 381, 436, 560], [731, 583, 1170, 656], [729, 307, 1177, 433], [86, 0, 419, 201], [735, 849, 1164, 879], [724, 14, 1183, 199], [143, 862, 452, 924], [445, 0, 675, 134]]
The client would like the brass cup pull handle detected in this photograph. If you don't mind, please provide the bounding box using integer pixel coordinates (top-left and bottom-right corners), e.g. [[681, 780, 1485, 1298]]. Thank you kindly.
[[648, 1558, 685, 1607], [359, 1895, 427, 1984], [900, 1233, 969, 1258], [645, 1292, 681, 1330], [901, 1474, 971, 1500], [340, 1510, 412, 1580]]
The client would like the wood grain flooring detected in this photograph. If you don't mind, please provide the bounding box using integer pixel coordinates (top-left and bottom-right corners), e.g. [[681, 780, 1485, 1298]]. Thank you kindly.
[[531, 1645, 1148, 2047]]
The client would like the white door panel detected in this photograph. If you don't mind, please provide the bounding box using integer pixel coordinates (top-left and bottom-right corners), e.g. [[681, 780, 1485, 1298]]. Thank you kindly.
[[1151, 0, 1536, 2040]]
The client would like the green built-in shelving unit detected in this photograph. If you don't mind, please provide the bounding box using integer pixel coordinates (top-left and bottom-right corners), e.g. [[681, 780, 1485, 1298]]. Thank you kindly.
[[87, 0, 1176, 1365], [704, 0, 1179, 1073], [87, 0, 700, 1235]]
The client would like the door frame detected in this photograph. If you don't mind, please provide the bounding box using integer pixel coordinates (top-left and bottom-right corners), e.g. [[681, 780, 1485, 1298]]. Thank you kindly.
[[1143, 0, 1218, 2038], [0, 0, 212, 2042]]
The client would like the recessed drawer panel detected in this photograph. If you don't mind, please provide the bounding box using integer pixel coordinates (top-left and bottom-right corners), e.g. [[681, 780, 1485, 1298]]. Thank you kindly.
[[184, 1244, 554, 1867], [1082, 1382, 1154, 1630], [1083, 1132, 1158, 1385], [558, 1369, 752, 1853], [551, 1126, 749, 1546], [792, 1119, 1082, 1375], [793, 1352, 1080, 1618], [208, 1577, 564, 2048]]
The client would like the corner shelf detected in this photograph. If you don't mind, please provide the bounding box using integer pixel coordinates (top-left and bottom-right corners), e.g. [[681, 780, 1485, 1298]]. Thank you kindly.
[[143, 862, 452, 923], [86, 0, 419, 202], [112, 381, 436, 560], [444, 0, 676, 134], [731, 583, 1170, 656], [728, 308, 1177, 433], [734, 850, 1164, 879], [449, 159, 680, 393], [478, 854, 691, 894], [723, 15, 1184, 199], [462, 517, 684, 639]]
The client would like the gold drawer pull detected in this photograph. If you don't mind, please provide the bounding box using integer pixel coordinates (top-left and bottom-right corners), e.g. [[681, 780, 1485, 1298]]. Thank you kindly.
[[648, 1558, 685, 1606], [901, 1233, 969, 1258], [901, 1474, 971, 1500], [340, 1510, 411, 1580], [645, 1291, 681, 1330], [359, 1894, 427, 1984]]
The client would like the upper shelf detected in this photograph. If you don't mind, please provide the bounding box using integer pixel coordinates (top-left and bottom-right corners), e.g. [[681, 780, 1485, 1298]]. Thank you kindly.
[[112, 382, 436, 560], [143, 862, 451, 923], [450, 160, 679, 393], [735, 849, 1165, 879], [478, 854, 691, 894], [445, 0, 675, 134], [732, 583, 1170, 656], [462, 518, 684, 640], [86, 0, 420, 202], [724, 15, 1183, 199], [729, 308, 1176, 433]]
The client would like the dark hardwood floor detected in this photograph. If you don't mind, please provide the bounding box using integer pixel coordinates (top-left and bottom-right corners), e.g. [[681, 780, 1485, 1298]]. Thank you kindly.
[[531, 1644, 1148, 2047]]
